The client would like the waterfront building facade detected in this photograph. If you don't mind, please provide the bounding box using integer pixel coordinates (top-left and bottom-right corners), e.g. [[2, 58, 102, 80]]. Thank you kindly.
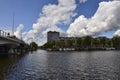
[[46, 31, 119, 50], [47, 31, 60, 42]]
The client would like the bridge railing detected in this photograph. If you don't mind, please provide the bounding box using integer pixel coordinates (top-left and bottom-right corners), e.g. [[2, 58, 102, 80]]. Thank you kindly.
[[0, 30, 9, 37], [0, 30, 26, 44]]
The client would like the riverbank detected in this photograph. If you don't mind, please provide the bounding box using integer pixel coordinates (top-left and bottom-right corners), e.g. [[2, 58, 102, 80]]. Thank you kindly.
[[42, 47, 118, 51]]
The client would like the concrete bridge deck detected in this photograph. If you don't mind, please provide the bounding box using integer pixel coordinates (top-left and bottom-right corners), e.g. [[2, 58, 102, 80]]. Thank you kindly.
[[0, 30, 30, 55]]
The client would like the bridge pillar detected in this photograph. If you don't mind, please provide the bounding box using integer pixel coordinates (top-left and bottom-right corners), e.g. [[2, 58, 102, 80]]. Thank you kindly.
[[0, 46, 10, 55]]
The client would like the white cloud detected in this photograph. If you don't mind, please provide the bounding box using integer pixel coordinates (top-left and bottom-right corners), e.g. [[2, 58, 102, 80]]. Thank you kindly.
[[21, 0, 77, 45], [79, 0, 87, 3], [114, 30, 120, 36], [114, 29, 120, 36], [15, 0, 120, 45], [67, 1, 120, 37], [14, 24, 24, 39]]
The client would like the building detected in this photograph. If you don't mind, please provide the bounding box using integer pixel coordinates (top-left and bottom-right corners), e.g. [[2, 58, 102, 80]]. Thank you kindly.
[[47, 31, 78, 48], [55, 37, 78, 48], [46, 31, 119, 50], [47, 31, 60, 42]]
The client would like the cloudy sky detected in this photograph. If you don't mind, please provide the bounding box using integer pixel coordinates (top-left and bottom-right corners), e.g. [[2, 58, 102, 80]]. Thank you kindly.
[[0, 0, 120, 45]]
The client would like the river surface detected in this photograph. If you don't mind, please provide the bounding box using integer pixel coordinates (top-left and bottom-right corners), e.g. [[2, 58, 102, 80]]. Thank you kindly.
[[0, 50, 120, 80]]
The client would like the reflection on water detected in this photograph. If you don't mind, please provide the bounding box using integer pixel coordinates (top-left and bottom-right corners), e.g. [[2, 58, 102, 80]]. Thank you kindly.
[[0, 55, 22, 80], [0, 50, 120, 79]]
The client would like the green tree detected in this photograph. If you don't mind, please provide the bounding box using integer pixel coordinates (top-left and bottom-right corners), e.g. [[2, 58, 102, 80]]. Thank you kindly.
[[30, 42, 38, 50], [67, 39, 74, 48], [77, 37, 82, 47], [83, 36, 93, 48], [106, 38, 112, 47], [43, 41, 55, 48], [92, 38, 100, 48], [98, 37, 108, 47], [112, 36, 120, 49]]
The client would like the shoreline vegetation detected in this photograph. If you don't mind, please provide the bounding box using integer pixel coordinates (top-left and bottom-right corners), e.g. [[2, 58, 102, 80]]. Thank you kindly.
[[41, 36, 120, 51], [30, 42, 38, 51]]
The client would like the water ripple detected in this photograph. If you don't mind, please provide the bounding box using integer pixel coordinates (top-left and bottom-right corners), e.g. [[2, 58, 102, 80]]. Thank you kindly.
[[0, 50, 120, 80]]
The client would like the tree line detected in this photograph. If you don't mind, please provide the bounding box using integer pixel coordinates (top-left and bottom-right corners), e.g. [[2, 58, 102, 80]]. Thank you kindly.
[[43, 36, 120, 50]]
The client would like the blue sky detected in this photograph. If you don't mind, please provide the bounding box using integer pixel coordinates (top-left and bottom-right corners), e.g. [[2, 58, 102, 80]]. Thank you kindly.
[[0, 0, 119, 45], [0, 0, 110, 31], [0, 0, 57, 30]]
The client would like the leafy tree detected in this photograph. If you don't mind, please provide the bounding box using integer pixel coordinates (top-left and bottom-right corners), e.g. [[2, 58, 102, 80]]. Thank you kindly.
[[43, 41, 55, 48], [83, 36, 93, 48], [77, 37, 82, 47], [92, 38, 100, 47], [97, 37, 108, 47], [67, 39, 74, 48], [112, 36, 120, 49], [106, 38, 112, 47], [30, 42, 38, 50]]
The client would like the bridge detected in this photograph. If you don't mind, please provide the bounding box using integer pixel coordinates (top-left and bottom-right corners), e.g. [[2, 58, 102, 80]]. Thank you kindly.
[[0, 30, 30, 55]]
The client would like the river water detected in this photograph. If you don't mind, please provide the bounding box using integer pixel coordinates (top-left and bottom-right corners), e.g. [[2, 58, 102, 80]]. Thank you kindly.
[[0, 50, 120, 80]]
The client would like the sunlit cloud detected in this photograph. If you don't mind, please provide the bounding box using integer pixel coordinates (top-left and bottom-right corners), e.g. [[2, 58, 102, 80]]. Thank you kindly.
[[67, 1, 120, 37]]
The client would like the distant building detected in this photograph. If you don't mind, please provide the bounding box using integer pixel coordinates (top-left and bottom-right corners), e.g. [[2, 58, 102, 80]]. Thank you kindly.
[[47, 31, 78, 48], [47, 31, 60, 42], [46, 31, 119, 50], [46, 31, 79, 50], [55, 37, 78, 48]]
